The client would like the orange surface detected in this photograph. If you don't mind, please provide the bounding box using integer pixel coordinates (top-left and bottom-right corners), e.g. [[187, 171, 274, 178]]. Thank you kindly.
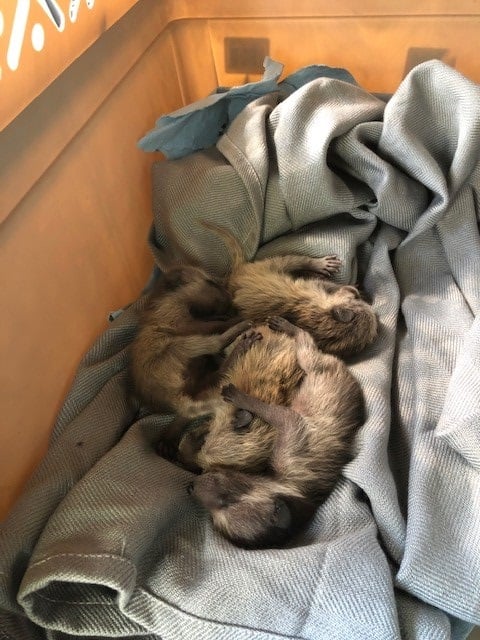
[[0, 0, 142, 130]]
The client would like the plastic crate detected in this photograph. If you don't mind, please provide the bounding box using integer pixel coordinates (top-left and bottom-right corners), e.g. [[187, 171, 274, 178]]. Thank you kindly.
[[1, 0, 479, 518]]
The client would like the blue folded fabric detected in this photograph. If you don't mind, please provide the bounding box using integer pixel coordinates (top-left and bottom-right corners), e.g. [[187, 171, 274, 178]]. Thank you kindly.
[[138, 57, 356, 159]]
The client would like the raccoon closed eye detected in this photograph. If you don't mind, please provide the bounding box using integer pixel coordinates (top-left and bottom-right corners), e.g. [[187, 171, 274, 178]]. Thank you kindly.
[[206, 279, 223, 290], [232, 408, 253, 432]]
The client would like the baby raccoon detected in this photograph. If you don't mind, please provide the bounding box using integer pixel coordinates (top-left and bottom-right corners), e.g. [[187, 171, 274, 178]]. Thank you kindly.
[[188, 469, 316, 549], [175, 323, 304, 473], [202, 220, 378, 357], [129, 264, 250, 419], [188, 317, 366, 549]]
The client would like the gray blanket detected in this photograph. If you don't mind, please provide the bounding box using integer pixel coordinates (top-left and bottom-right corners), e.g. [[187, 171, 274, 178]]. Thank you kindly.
[[1, 60, 480, 640]]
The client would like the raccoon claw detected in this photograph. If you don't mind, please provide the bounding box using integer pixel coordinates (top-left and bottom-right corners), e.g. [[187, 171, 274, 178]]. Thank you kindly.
[[267, 316, 297, 336], [228, 330, 262, 361], [318, 255, 342, 277], [243, 328, 262, 339], [241, 329, 263, 348], [235, 320, 255, 335]]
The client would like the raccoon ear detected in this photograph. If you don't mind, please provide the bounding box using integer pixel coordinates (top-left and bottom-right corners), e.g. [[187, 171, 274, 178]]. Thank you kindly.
[[332, 306, 356, 323], [340, 285, 361, 298], [232, 409, 253, 431]]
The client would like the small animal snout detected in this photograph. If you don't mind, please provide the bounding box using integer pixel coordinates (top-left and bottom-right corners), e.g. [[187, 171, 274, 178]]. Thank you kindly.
[[332, 306, 356, 323]]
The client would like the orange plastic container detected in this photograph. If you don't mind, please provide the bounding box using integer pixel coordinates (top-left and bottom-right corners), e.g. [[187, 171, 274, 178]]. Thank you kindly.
[[1, 0, 480, 525]]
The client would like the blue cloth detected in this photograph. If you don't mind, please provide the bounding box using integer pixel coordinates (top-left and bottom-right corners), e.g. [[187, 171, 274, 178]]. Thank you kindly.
[[137, 57, 356, 159]]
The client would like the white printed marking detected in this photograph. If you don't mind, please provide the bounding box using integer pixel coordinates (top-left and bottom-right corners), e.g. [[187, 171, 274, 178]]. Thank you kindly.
[[31, 23, 45, 51], [86, 0, 95, 9], [36, 0, 65, 32], [7, 0, 30, 71], [0, 10, 4, 36], [69, 0, 80, 23]]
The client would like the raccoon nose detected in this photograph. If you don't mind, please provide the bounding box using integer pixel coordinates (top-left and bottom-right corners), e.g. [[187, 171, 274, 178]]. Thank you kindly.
[[186, 482, 194, 495], [332, 306, 355, 323]]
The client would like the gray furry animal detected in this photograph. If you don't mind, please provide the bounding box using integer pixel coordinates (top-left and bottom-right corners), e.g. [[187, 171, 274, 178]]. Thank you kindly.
[[202, 221, 378, 357], [129, 264, 251, 419], [175, 323, 304, 473], [188, 316, 365, 549]]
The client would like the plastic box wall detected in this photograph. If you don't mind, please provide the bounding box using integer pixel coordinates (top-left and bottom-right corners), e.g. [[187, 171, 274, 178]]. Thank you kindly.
[[1, 0, 480, 521]]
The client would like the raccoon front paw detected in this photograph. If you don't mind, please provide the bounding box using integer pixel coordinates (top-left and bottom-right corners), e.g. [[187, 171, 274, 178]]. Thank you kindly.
[[315, 255, 342, 277], [240, 329, 263, 350], [267, 316, 297, 336], [221, 383, 240, 404]]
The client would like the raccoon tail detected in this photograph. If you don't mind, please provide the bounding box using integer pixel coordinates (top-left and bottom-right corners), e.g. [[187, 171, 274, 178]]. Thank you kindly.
[[199, 220, 247, 273]]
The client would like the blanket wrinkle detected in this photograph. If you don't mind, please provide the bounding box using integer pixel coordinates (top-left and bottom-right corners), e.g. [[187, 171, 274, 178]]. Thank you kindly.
[[1, 60, 480, 639]]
